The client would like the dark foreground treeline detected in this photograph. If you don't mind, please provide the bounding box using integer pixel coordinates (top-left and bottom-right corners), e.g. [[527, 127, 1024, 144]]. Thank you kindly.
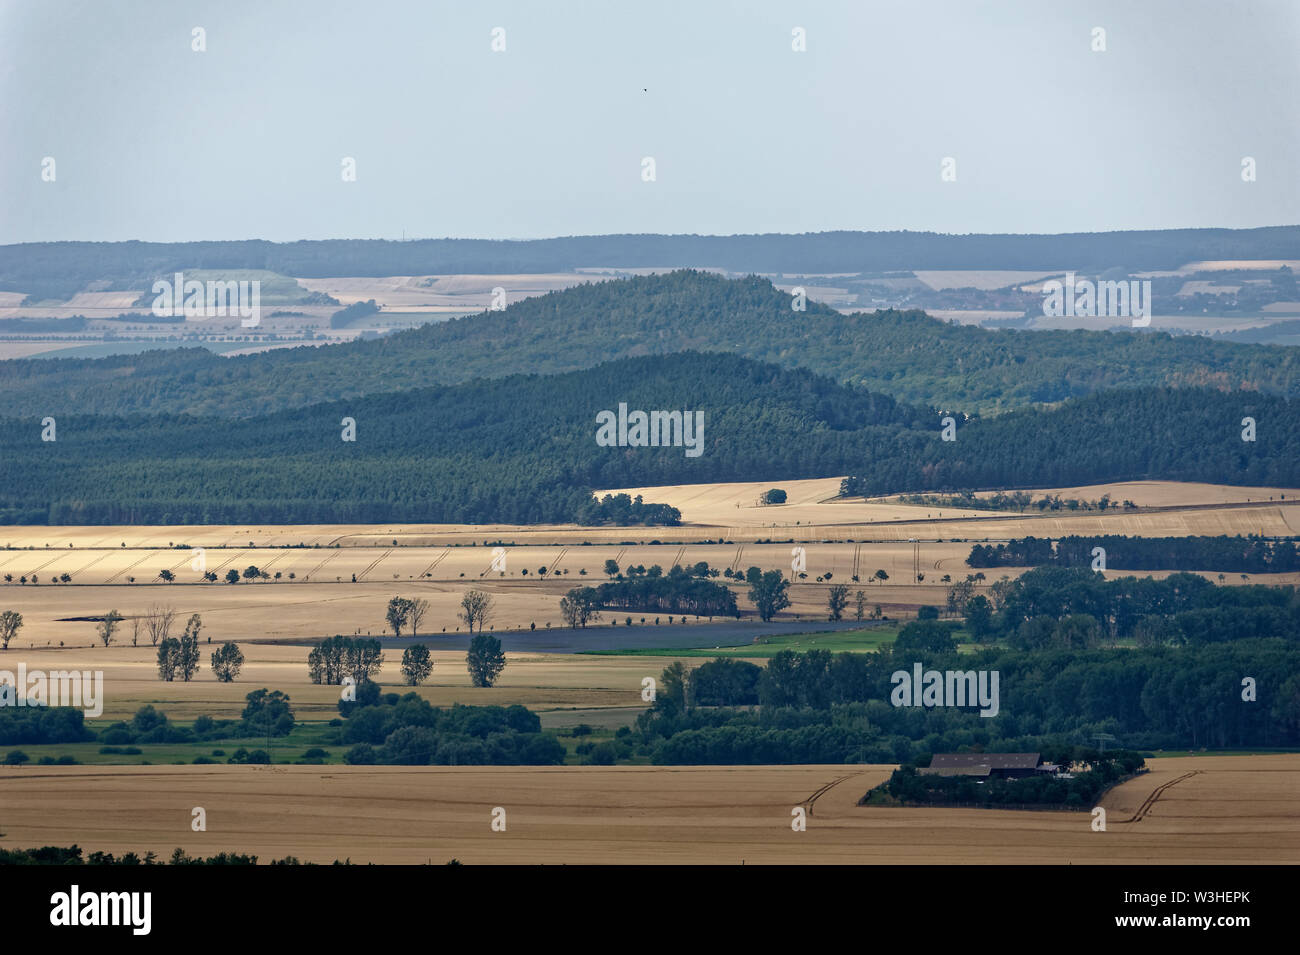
[[634, 637, 1299, 764], [0, 353, 1296, 526], [0, 846, 377, 865], [969, 535, 1300, 573]]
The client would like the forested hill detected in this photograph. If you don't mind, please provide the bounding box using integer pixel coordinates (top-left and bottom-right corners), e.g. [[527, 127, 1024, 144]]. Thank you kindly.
[[0, 353, 1294, 526], [5, 226, 1300, 297], [0, 271, 1296, 418]]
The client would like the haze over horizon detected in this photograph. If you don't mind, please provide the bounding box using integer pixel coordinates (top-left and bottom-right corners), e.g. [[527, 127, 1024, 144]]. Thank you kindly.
[[3, 0, 1298, 244]]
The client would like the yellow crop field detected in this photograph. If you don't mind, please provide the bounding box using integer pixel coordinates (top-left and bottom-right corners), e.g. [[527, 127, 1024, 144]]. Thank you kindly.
[[0, 755, 1292, 864], [2, 479, 1296, 645]]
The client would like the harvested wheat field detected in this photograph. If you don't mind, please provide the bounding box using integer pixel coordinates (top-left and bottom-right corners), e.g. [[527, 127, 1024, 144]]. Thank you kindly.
[[0, 755, 1293, 864], [2, 478, 1296, 550], [3, 543, 1297, 647]]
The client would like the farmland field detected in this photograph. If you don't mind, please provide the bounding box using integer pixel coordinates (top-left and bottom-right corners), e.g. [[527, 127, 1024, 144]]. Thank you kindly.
[[2, 480, 1296, 645], [0, 755, 1292, 864]]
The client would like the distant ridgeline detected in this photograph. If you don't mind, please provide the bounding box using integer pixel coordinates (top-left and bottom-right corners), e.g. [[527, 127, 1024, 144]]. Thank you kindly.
[[969, 535, 1300, 573], [0, 352, 1297, 525], [0, 271, 1297, 418], [6, 227, 1300, 298]]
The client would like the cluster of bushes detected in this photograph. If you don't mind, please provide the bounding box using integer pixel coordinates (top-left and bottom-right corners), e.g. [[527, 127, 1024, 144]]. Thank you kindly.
[[587, 565, 739, 617], [329, 298, 379, 329], [0, 705, 93, 745], [308, 636, 384, 685], [576, 493, 681, 526], [875, 750, 1147, 808], [95, 694, 295, 747], [97, 704, 198, 745], [335, 684, 564, 766], [897, 490, 1129, 513], [4, 750, 79, 765], [689, 658, 761, 706], [0, 692, 297, 752], [573, 726, 637, 765]]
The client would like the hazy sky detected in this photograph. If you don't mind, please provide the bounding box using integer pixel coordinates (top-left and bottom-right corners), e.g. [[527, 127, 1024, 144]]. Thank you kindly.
[[2, 0, 1298, 242]]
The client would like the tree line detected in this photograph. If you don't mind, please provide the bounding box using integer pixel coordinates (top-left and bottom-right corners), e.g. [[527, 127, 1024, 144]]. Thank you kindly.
[[632, 637, 1300, 764], [968, 535, 1300, 573], [963, 566, 1300, 647]]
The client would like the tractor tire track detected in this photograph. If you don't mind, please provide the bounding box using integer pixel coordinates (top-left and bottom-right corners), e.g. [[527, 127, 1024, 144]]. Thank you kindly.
[[1121, 770, 1200, 823], [803, 771, 864, 817]]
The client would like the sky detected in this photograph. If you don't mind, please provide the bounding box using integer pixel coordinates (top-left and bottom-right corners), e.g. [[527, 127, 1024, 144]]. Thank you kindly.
[[2, 0, 1298, 243]]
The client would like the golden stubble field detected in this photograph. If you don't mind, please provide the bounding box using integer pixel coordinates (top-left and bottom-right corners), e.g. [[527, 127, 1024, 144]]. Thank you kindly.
[[1, 479, 1297, 644], [0, 756, 1293, 864], [3, 481, 1295, 550], [0, 548, 975, 648]]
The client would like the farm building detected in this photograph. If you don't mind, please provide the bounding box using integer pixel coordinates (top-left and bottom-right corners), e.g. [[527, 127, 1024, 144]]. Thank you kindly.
[[920, 753, 1060, 779]]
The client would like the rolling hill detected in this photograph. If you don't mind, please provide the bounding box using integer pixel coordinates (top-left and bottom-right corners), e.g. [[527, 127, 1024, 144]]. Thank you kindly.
[[0, 271, 1296, 417]]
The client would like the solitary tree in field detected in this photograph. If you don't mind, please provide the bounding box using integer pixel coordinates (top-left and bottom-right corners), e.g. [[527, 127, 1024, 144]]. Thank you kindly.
[[854, 590, 867, 622], [386, 596, 412, 637], [407, 598, 429, 638], [873, 569, 889, 585], [157, 568, 175, 583], [827, 584, 849, 621], [176, 615, 203, 681], [459, 590, 494, 635], [225, 569, 240, 584], [965, 595, 994, 644], [97, 609, 123, 647], [144, 604, 177, 647], [946, 579, 974, 617], [157, 638, 180, 681], [745, 567, 790, 622], [211, 641, 245, 682], [659, 660, 690, 713], [603, 559, 620, 579], [400, 644, 434, 685], [347, 638, 385, 684], [466, 633, 506, 687], [559, 587, 601, 628], [0, 610, 23, 650]]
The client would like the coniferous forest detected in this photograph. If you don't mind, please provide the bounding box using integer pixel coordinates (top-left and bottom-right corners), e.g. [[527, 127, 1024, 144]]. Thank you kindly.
[[0, 347, 1295, 525]]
